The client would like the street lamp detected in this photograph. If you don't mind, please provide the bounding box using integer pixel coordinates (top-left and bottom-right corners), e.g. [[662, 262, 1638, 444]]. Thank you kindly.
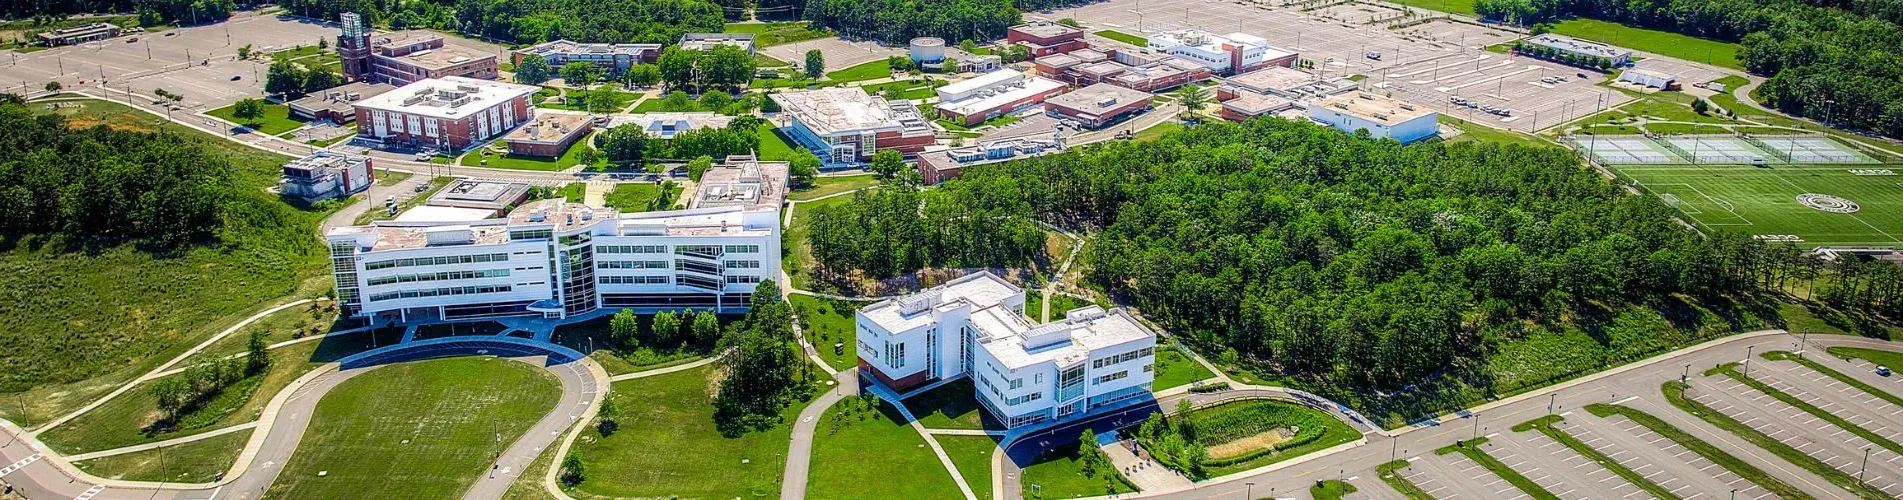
[[1245, 481, 1255, 499]]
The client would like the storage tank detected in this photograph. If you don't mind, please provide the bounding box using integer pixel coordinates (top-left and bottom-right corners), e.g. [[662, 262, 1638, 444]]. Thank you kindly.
[[910, 37, 946, 63]]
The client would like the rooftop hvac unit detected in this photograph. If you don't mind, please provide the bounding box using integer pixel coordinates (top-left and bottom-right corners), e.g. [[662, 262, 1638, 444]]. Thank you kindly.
[[579, 209, 594, 221], [1374, 112, 1390, 120], [1333, 102, 1349, 110], [1096, 96, 1117, 107], [529, 209, 547, 222], [1399, 103, 1416, 111], [1358, 93, 1375, 100]]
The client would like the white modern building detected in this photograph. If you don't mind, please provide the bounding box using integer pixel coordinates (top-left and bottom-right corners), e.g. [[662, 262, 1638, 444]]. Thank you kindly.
[[1144, 30, 1297, 75], [856, 272, 1158, 428], [933, 69, 1068, 126], [1617, 68, 1677, 89], [1306, 92, 1439, 144], [279, 152, 374, 201], [1520, 34, 1632, 67], [326, 156, 786, 322], [771, 87, 936, 164]]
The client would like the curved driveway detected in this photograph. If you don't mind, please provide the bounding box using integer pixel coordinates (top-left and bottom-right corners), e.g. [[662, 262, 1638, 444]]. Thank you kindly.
[[0, 337, 604, 500]]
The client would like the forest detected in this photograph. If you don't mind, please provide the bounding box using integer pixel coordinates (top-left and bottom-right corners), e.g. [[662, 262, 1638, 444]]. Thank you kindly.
[[1472, 0, 1903, 138], [805, 118, 1866, 422], [4, 0, 236, 25], [799, 0, 1093, 44], [0, 97, 234, 246], [275, 0, 725, 45]]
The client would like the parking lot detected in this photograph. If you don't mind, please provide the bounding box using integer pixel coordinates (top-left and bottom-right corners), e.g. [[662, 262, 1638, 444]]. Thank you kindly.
[[1690, 372, 1903, 497], [759, 37, 905, 74], [1, 12, 339, 108], [1557, 409, 1773, 499], [1398, 451, 1531, 499]]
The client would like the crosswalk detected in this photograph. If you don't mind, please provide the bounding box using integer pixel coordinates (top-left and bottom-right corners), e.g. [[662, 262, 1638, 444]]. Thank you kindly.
[[0, 452, 41, 477], [73, 484, 106, 500]]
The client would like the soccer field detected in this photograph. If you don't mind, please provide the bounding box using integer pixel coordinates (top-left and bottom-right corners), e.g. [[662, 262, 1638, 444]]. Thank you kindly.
[[1617, 164, 1903, 247]]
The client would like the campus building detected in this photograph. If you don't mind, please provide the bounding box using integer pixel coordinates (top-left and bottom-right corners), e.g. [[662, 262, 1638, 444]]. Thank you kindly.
[[1034, 48, 1211, 93], [1007, 21, 1088, 58], [512, 40, 662, 78], [287, 81, 396, 124], [605, 112, 735, 140], [932, 69, 1068, 126], [855, 272, 1158, 428], [36, 23, 120, 46], [351, 76, 539, 151], [1144, 30, 1297, 75], [1519, 34, 1632, 67], [679, 33, 756, 54], [502, 111, 593, 157], [915, 135, 1063, 184], [279, 152, 374, 201], [1044, 83, 1153, 129], [770, 87, 936, 164], [326, 156, 787, 322], [339, 14, 499, 85], [1617, 68, 1677, 89], [1306, 92, 1438, 143]]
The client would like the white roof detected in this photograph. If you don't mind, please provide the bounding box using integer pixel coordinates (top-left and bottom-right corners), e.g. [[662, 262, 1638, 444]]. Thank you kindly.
[[939, 69, 1026, 97], [859, 272, 1021, 334], [772, 88, 912, 137], [394, 205, 496, 222], [351, 76, 539, 120], [976, 306, 1155, 369], [936, 74, 1066, 116]]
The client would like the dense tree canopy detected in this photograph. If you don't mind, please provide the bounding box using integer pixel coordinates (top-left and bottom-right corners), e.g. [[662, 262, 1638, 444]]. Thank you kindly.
[[5, 0, 235, 25], [277, 0, 724, 45], [801, 0, 1093, 44]]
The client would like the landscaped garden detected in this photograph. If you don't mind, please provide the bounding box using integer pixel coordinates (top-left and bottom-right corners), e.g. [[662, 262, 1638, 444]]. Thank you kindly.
[[1136, 399, 1359, 478], [601, 181, 684, 213], [548, 310, 728, 376], [266, 356, 563, 499], [1150, 345, 1215, 391]]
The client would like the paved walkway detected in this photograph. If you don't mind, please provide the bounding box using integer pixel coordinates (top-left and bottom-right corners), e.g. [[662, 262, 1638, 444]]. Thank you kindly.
[[1102, 439, 1192, 493], [779, 369, 858, 500]]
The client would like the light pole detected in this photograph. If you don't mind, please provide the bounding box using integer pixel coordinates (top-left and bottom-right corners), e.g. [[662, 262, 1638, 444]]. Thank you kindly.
[[1548, 393, 1557, 415], [1745, 345, 1754, 377], [1472, 412, 1481, 440], [1245, 481, 1254, 499], [1860, 447, 1871, 482]]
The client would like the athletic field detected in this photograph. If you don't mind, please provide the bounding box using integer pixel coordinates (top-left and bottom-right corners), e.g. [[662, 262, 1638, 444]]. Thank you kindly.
[[1616, 163, 1903, 246]]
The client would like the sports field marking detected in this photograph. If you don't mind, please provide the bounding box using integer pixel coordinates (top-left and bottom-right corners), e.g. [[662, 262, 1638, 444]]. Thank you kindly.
[[1647, 183, 1753, 226]]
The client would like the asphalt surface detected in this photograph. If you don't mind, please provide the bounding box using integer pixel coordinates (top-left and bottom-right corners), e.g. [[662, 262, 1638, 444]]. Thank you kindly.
[[0, 339, 598, 500]]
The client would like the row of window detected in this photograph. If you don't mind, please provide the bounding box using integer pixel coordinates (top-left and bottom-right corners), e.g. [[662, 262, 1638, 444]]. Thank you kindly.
[[366, 268, 509, 286], [726, 275, 762, 284], [599, 245, 666, 254], [1005, 391, 1043, 406], [367, 284, 513, 302], [599, 260, 669, 269], [600, 275, 670, 285], [675, 244, 720, 255], [724, 260, 761, 269], [1092, 346, 1155, 369], [884, 341, 907, 369], [725, 245, 760, 253], [510, 229, 552, 241], [1092, 370, 1128, 385], [364, 253, 509, 270]]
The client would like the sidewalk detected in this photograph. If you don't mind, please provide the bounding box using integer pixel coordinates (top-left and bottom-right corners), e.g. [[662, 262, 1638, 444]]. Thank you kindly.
[[1101, 440, 1192, 493]]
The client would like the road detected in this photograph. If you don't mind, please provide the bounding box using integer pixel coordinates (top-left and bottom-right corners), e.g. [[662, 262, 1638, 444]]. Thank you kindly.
[[0, 338, 604, 500]]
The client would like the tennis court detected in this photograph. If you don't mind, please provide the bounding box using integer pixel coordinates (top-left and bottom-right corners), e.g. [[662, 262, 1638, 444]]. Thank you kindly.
[[1576, 136, 1682, 164], [1753, 136, 1874, 164], [1661, 136, 1768, 164]]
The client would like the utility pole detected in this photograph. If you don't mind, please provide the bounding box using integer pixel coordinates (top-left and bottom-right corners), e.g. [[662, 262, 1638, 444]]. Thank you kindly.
[[1246, 482, 1255, 499]]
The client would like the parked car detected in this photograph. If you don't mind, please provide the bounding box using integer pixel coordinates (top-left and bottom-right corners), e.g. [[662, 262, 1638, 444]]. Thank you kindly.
[[1878, 366, 1892, 377], [125, 37, 138, 43], [230, 75, 241, 81]]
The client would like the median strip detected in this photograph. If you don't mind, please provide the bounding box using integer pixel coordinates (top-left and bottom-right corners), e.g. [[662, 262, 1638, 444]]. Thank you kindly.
[[1375, 459, 1434, 500], [1512, 415, 1678, 500], [1666, 377, 1889, 500], [1804, 348, 1903, 408], [1433, 437, 1559, 500], [1584, 400, 1807, 499], [1727, 355, 1903, 459]]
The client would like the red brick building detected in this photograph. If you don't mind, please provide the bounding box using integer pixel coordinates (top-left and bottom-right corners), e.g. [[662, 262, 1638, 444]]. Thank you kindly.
[[1008, 21, 1089, 58], [503, 111, 593, 157], [338, 13, 499, 86], [352, 77, 539, 151], [1044, 83, 1153, 129]]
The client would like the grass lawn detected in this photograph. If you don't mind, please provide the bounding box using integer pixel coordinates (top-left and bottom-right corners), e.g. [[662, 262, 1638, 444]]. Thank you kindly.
[[1548, 19, 1742, 71], [756, 122, 801, 162], [1435, 438, 1559, 499], [1382, 0, 1476, 14], [1644, 122, 1732, 135], [266, 357, 562, 499], [1826, 346, 1903, 371], [1660, 380, 1886, 498], [566, 364, 806, 498], [1151, 345, 1215, 391], [904, 379, 1002, 431], [629, 91, 762, 113], [377, 170, 414, 186], [1020, 439, 1138, 499], [784, 193, 857, 292], [1131, 122, 1183, 142], [71, 428, 251, 483], [601, 181, 683, 213], [502, 436, 561, 500], [755, 52, 791, 68], [1, 99, 337, 426], [860, 79, 946, 101], [533, 86, 638, 112], [1443, 115, 1554, 149], [1311, 480, 1358, 500], [459, 137, 592, 172], [1094, 30, 1148, 47], [1608, 164, 1903, 247], [548, 313, 722, 376], [790, 173, 879, 202], [937, 435, 1000, 500], [270, 45, 342, 73], [723, 21, 831, 47], [809, 397, 963, 499], [205, 101, 307, 135], [1512, 415, 1675, 499], [789, 294, 864, 372], [826, 59, 894, 84]]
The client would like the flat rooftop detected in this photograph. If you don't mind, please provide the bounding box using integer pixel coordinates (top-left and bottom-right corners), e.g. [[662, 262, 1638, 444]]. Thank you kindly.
[[1525, 34, 1630, 58], [1045, 83, 1151, 112], [288, 81, 397, 117], [1222, 93, 1294, 116], [1011, 21, 1082, 39], [427, 178, 534, 210], [1316, 92, 1435, 124], [504, 111, 591, 145], [973, 306, 1154, 369], [679, 33, 755, 52], [516, 39, 660, 57], [605, 112, 734, 137], [860, 272, 1023, 334], [387, 44, 494, 71], [772, 88, 930, 137], [691, 156, 790, 211], [1227, 66, 1314, 93], [352, 76, 539, 120]]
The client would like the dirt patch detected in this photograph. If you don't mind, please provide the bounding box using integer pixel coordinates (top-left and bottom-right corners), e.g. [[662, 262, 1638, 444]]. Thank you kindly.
[[1207, 427, 1295, 459]]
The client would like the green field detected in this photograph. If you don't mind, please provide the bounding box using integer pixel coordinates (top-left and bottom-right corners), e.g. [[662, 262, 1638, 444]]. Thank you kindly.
[[459, 136, 593, 171], [1613, 164, 1903, 246], [71, 428, 252, 483], [789, 174, 880, 202], [1020, 438, 1138, 499], [267, 357, 562, 499], [904, 379, 1001, 431], [1548, 19, 1742, 71], [859, 79, 946, 100], [808, 398, 963, 499], [826, 59, 894, 83], [205, 102, 308, 135], [2, 99, 336, 426], [1151, 345, 1216, 391], [547, 312, 722, 376], [1382, 0, 1477, 14], [757, 123, 801, 162], [601, 181, 684, 212], [1094, 30, 1148, 47], [723, 21, 831, 47], [937, 435, 999, 500], [567, 364, 806, 498], [789, 294, 864, 372]]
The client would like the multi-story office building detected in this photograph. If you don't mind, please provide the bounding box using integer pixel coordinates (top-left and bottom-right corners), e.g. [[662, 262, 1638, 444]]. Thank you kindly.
[[1306, 92, 1439, 144], [326, 157, 787, 322], [1145, 30, 1296, 75], [351, 76, 538, 151], [512, 40, 662, 78], [338, 13, 499, 85], [856, 272, 1157, 428]]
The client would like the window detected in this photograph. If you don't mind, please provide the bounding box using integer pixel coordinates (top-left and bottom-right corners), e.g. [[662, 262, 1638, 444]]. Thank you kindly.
[[723, 244, 760, 253], [724, 260, 760, 269], [509, 229, 552, 241], [674, 245, 721, 255], [1009, 378, 1023, 390], [726, 275, 762, 284], [367, 284, 513, 302], [884, 341, 906, 369], [598, 245, 665, 254], [365, 268, 509, 286], [1093, 370, 1127, 385], [598, 260, 668, 269], [1143, 363, 1153, 373], [363, 253, 508, 270], [599, 275, 668, 285]]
